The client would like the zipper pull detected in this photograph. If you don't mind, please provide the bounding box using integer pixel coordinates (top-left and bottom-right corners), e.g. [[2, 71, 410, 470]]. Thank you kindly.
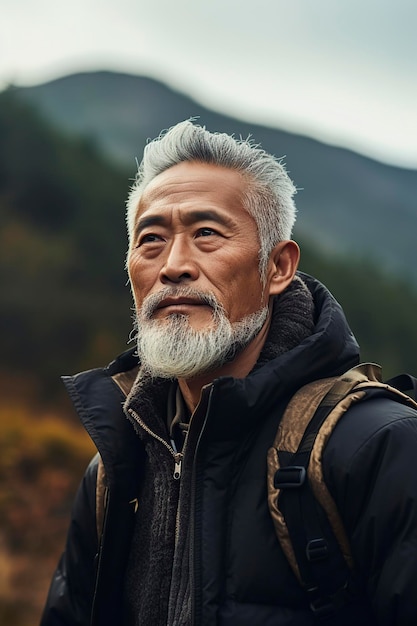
[[173, 453, 183, 480]]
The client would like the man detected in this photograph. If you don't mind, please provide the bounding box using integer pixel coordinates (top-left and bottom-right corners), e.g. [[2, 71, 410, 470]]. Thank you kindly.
[[41, 121, 417, 625]]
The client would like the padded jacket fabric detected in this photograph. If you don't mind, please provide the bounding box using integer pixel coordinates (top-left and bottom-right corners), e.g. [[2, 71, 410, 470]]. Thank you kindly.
[[40, 274, 417, 626]]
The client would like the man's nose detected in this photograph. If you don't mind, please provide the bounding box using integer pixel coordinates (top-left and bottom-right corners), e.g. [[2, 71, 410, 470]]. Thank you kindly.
[[159, 238, 199, 284]]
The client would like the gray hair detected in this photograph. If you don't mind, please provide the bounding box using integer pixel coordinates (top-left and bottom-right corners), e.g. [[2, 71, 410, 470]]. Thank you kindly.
[[126, 120, 297, 279]]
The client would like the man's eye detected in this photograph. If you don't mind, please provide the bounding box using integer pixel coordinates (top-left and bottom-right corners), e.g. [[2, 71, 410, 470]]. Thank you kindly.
[[197, 227, 217, 237], [137, 233, 162, 246]]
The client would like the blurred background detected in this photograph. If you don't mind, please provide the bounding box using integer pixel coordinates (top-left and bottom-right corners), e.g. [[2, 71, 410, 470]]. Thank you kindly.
[[1, 1, 417, 623]]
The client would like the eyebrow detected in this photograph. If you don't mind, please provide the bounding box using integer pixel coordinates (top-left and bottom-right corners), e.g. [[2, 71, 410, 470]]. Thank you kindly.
[[134, 214, 166, 237], [134, 209, 233, 238]]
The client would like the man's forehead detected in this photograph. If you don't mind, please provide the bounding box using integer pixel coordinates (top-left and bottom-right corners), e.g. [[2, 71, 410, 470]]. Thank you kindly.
[[138, 161, 247, 211], [141, 172, 207, 204]]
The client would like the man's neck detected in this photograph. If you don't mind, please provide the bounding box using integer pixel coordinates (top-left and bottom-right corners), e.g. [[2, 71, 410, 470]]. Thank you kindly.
[[178, 315, 272, 413]]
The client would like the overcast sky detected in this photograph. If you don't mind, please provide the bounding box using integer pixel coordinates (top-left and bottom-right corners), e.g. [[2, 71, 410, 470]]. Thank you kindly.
[[2, 0, 416, 168]]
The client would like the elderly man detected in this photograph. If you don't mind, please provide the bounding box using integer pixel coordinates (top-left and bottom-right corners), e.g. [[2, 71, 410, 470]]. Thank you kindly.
[[41, 121, 417, 626]]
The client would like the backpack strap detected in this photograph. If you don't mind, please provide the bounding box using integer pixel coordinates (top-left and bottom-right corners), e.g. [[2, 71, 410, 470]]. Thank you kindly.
[[267, 366, 379, 568], [267, 363, 417, 619], [96, 453, 108, 544], [267, 364, 378, 617], [94, 371, 139, 545]]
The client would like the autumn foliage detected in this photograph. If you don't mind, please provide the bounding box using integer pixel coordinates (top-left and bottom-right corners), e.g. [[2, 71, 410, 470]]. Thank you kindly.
[[0, 404, 95, 625]]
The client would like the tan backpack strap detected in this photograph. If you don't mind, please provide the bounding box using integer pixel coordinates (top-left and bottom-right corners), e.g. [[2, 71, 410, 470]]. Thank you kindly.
[[94, 366, 142, 545], [267, 363, 382, 580], [95, 454, 108, 544], [307, 389, 367, 570], [267, 376, 338, 580], [308, 376, 417, 566]]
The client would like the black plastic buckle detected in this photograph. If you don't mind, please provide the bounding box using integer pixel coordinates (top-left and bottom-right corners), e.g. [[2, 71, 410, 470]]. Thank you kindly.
[[274, 466, 306, 488], [308, 582, 349, 617], [306, 538, 328, 562], [309, 594, 337, 617]]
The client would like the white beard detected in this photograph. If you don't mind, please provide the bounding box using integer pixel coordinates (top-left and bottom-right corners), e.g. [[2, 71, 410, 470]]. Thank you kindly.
[[134, 286, 268, 379]]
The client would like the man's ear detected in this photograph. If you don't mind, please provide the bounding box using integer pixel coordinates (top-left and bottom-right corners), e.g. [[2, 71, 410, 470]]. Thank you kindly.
[[268, 240, 300, 296]]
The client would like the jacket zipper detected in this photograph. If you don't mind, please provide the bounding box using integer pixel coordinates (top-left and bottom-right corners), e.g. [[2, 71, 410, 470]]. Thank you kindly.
[[127, 407, 183, 479], [172, 433, 190, 544]]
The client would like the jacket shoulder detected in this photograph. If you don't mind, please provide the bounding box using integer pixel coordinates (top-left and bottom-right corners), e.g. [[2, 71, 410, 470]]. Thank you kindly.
[[323, 396, 417, 623], [324, 394, 417, 472]]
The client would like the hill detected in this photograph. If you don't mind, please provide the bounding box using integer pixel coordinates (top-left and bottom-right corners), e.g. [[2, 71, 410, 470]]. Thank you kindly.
[[15, 70, 417, 286]]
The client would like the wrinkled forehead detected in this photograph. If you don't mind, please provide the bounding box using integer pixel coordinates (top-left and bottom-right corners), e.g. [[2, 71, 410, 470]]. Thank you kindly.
[[135, 161, 249, 216]]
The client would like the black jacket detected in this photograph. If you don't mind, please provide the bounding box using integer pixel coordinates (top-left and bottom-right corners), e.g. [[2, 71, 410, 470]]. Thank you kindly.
[[40, 275, 417, 625]]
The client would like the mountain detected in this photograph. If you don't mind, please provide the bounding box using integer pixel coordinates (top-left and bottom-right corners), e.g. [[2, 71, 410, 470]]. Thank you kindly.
[[14, 70, 417, 286]]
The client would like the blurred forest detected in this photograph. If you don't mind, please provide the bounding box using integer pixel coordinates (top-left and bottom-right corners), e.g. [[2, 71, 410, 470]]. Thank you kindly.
[[1, 87, 417, 625]]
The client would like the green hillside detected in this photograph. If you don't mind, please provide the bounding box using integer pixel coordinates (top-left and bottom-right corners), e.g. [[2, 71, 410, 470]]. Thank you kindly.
[[0, 89, 132, 401]]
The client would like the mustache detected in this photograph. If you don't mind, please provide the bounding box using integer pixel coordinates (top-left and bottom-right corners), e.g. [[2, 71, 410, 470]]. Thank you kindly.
[[138, 287, 224, 319]]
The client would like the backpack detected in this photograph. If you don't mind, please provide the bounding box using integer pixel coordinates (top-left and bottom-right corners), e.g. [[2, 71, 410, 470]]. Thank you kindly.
[[267, 363, 417, 620]]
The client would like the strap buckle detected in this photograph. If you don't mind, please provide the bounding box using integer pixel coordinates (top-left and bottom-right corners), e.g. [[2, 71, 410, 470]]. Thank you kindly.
[[274, 466, 306, 489], [308, 582, 349, 617], [306, 538, 328, 562]]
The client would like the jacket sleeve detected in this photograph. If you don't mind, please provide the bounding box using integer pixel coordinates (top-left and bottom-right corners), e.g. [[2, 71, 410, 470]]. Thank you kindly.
[[40, 454, 100, 626], [324, 398, 417, 625]]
